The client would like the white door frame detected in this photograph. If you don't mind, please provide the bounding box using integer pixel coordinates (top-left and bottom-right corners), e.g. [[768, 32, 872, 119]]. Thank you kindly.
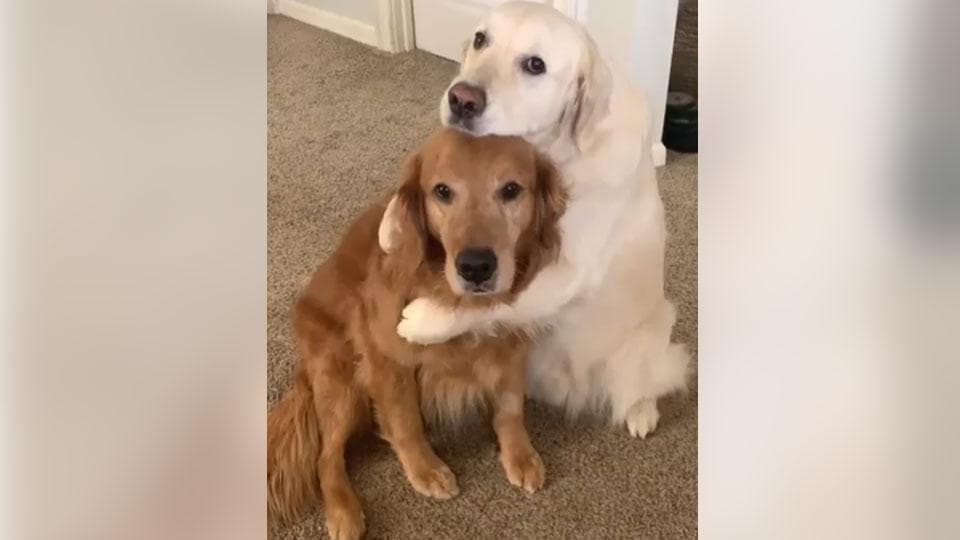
[[377, 0, 416, 53]]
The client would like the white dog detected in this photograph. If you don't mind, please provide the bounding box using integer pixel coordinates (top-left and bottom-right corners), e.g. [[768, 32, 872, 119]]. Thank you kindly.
[[381, 1, 688, 438]]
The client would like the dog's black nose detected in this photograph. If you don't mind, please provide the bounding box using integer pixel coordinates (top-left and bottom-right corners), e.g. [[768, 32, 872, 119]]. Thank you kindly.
[[456, 247, 497, 285], [448, 82, 487, 120]]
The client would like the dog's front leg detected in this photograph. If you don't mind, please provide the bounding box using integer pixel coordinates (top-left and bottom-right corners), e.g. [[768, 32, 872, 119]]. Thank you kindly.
[[484, 356, 545, 493], [367, 362, 459, 500]]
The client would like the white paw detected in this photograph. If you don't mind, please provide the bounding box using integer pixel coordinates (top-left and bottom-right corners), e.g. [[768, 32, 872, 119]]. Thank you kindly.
[[625, 399, 660, 439], [396, 298, 460, 345]]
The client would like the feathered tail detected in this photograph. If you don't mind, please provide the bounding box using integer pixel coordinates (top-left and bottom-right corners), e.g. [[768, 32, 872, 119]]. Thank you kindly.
[[267, 373, 321, 522]]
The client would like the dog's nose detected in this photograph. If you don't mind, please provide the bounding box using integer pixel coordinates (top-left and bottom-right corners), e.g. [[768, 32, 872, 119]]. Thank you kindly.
[[456, 247, 497, 285], [447, 82, 486, 120]]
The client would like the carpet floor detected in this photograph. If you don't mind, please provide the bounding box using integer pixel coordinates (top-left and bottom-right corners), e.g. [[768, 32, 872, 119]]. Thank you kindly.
[[268, 14, 698, 539]]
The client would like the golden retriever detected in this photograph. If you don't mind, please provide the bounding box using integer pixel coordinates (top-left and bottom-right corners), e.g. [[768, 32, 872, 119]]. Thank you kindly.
[[389, 1, 690, 439], [267, 128, 565, 539]]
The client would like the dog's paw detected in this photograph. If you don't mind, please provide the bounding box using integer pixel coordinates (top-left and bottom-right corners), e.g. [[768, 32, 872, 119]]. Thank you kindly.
[[407, 462, 460, 500], [325, 504, 365, 540], [500, 448, 545, 494], [625, 399, 660, 439], [397, 298, 460, 345]]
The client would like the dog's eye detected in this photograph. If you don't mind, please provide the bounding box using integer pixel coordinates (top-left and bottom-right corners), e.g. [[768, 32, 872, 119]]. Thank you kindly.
[[521, 56, 546, 75], [433, 183, 453, 202], [473, 31, 487, 50], [499, 182, 523, 201]]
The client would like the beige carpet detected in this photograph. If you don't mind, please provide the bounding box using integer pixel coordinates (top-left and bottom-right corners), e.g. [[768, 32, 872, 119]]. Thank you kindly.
[[268, 15, 698, 539]]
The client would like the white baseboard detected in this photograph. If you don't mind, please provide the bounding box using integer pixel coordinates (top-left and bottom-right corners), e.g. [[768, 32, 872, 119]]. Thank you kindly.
[[653, 142, 667, 167], [276, 0, 379, 49]]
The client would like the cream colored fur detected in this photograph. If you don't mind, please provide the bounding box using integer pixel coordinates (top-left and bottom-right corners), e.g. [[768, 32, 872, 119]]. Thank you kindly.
[[385, 1, 689, 437]]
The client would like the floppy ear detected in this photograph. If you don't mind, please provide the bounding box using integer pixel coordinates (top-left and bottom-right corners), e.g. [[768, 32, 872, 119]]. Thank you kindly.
[[379, 152, 427, 274], [568, 33, 612, 150], [533, 153, 567, 258]]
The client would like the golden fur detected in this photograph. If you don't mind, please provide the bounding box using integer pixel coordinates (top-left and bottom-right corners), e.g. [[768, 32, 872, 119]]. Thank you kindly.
[[267, 128, 566, 539]]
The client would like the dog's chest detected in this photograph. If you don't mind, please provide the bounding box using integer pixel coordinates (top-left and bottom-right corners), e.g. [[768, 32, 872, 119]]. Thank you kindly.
[[413, 342, 508, 425]]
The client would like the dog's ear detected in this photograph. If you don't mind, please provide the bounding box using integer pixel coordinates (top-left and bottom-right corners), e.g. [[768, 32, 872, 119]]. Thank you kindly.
[[512, 153, 565, 292], [568, 33, 612, 150], [533, 153, 566, 258], [379, 152, 427, 275]]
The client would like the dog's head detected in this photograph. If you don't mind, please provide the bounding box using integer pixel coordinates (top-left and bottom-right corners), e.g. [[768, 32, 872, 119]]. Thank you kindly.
[[439, 2, 611, 148], [379, 128, 565, 298]]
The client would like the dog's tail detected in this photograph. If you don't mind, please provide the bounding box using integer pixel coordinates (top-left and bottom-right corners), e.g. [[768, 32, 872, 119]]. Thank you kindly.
[[267, 372, 321, 523]]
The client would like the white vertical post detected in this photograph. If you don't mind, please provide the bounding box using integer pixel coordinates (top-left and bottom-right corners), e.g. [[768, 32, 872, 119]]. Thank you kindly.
[[582, 0, 679, 166]]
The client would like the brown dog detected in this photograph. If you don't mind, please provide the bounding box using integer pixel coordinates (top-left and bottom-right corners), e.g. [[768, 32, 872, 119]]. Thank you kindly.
[[267, 128, 566, 539]]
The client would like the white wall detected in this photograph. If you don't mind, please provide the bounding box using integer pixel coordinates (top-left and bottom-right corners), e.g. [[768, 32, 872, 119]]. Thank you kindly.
[[298, 0, 378, 26], [274, 0, 381, 49], [585, 0, 679, 147]]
